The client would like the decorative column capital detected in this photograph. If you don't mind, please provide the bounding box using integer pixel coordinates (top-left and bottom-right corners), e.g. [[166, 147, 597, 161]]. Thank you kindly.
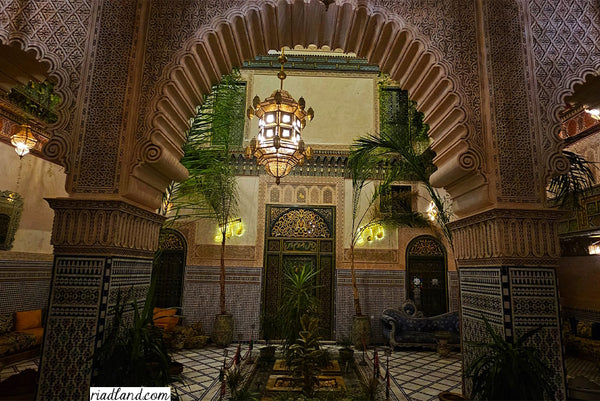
[[449, 208, 565, 267], [47, 198, 165, 257]]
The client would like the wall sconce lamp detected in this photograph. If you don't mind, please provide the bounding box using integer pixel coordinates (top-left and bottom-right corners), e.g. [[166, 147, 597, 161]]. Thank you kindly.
[[356, 223, 385, 246], [215, 218, 244, 242]]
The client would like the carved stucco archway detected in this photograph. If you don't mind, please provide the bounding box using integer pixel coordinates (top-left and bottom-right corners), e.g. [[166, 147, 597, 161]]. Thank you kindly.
[[138, 0, 490, 216]]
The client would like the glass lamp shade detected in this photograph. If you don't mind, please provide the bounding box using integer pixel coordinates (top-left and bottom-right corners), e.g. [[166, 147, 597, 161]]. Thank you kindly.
[[247, 89, 314, 184], [586, 107, 600, 120], [10, 124, 37, 158]]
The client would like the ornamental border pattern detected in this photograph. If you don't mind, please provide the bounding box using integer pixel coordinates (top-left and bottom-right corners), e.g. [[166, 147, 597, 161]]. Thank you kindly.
[[449, 209, 562, 266], [47, 199, 165, 257]]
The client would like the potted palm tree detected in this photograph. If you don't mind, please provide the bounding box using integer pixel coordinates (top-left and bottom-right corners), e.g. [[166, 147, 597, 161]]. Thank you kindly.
[[165, 72, 245, 346], [347, 108, 438, 347]]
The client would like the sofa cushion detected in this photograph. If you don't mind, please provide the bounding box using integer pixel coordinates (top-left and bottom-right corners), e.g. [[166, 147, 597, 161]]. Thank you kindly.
[[153, 308, 178, 331], [0, 312, 13, 335], [577, 320, 593, 338], [0, 332, 36, 358], [14, 309, 42, 331], [16, 327, 44, 345]]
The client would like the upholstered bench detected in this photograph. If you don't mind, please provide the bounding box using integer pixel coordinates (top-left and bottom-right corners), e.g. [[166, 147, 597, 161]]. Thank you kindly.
[[0, 309, 44, 369], [563, 317, 600, 362], [381, 300, 460, 349]]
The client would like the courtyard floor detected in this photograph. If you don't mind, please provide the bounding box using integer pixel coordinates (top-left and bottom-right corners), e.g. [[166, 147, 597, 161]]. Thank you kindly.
[[1, 344, 599, 400]]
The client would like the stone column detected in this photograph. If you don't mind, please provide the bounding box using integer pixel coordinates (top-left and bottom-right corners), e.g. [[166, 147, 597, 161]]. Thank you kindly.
[[36, 199, 164, 400], [449, 208, 566, 400]]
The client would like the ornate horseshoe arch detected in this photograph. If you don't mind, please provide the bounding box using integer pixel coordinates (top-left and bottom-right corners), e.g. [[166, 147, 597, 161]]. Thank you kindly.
[[137, 0, 490, 215]]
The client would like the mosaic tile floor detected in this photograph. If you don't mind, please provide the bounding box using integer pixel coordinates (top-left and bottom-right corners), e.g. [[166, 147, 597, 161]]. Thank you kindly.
[[2, 346, 599, 400]]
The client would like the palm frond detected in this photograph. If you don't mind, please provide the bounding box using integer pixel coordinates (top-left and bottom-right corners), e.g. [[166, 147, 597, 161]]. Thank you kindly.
[[164, 71, 245, 226], [548, 150, 596, 209], [351, 132, 452, 243]]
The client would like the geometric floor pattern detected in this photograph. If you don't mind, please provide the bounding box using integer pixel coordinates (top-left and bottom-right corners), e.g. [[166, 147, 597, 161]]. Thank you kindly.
[[3, 346, 598, 401], [170, 345, 464, 401]]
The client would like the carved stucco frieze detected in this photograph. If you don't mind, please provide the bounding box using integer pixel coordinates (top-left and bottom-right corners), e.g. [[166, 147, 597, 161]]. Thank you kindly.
[[524, 0, 600, 185], [0, 0, 97, 173], [47, 199, 165, 257], [449, 208, 563, 267], [137, 0, 488, 215]]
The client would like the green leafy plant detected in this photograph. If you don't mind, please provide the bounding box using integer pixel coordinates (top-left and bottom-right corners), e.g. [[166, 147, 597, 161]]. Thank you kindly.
[[92, 291, 182, 397], [286, 315, 331, 397], [8, 80, 60, 123], [351, 83, 452, 243], [225, 369, 259, 400], [279, 264, 320, 345], [351, 377, 382, 401], [464, 316, 556, 400], [548, 150, 596, 209]]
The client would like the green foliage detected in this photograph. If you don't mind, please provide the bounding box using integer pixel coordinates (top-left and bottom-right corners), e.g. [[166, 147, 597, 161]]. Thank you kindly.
[[351, 130, 451, 243], [92, 293, 180, 392], [286, 315, 331, 397], [8, 80, 60, 123], [162, 71, 245, 223], [163, 71, 245, 315], [350, 377, 382, 401], [278, 264, 320, 345], [464, 316, 556, 400], [548, 150, 596, 209], [226, 369, 259, 400]]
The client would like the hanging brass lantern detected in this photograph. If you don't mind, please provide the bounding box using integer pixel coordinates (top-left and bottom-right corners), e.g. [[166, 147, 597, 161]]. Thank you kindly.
[[10, 124, 37, 158], [245, 49, 314, 184]]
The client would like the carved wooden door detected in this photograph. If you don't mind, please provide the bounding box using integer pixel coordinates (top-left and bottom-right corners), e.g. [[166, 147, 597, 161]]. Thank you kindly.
[[406, 236, 447, 317], [263, 205, 335, 339], [154, 229, 186, 308]]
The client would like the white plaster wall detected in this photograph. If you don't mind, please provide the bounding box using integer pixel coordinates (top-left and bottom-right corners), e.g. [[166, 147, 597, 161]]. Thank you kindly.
[[0, 142, 68, 254], [247, 72, 377, 146], [193, 176, 260, 246]]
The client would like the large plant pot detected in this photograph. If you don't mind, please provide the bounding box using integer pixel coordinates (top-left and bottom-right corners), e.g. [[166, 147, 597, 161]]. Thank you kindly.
[[212, 313, 234, 346], [338, 347, 355, 364], [351, 315, 371, 349], [438, 391, 467, 401]]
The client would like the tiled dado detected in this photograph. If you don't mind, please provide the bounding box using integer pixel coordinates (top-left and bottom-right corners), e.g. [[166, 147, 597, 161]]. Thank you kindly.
[[0, 260, 52, 313], [181, 267, 459, 345], [336, 269, 406, 344], [37, 256, 153, 401], [182, 266, 262, 341], [336, 269, 460, 344], [459, 266, 566, 400]]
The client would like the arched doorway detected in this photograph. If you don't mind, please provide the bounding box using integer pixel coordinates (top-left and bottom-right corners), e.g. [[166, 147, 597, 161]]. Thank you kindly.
[[262, 205, 335, 339], [154, 228, 187, 308], [406, 235, 447, 317]]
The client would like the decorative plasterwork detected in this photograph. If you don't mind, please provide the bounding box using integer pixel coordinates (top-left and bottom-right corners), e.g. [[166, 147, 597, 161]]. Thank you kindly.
[[47, 199, 165, 257], [256, 174, 345, 270], [449, 209, 563, 267], [0, 99, 52, 158], [0, 0, 97, 172], [524, 0, 600, 186], [138, 0, 487, 216]]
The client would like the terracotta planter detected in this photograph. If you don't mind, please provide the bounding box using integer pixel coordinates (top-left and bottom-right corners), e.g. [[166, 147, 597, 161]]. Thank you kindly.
[[351, 315, 371, 349], [438, 391, 468, 401], [212, 313, 234, 346], [259, 345, 276, 361], [338, 347, 355, 364]]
